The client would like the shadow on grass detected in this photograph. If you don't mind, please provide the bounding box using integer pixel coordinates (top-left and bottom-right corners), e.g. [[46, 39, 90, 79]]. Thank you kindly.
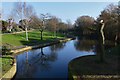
[[68, 45, 120, 76], [2, 56, 13, 59], [20, 38, 56, 46]]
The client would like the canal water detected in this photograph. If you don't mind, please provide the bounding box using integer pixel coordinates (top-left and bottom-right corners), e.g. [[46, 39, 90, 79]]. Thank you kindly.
[[14, 39, 95, 79]]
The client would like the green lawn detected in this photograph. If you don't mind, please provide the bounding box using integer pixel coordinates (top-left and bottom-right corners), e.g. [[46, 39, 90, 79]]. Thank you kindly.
[[1, 30, 65, 77], [2, 30, 65, 49], [69, 45, 120, 79]]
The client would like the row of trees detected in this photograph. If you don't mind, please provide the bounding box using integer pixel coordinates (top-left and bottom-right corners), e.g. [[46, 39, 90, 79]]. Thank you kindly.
[[1, 2, 119, 43], [1, 2, 72, 41]]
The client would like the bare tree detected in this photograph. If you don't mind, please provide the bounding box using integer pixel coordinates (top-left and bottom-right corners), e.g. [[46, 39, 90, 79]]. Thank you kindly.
[[30, 15, 43, 40], [13, 2, 35, 41], [47, 16, 61, 38], [66, 19, 73, 29], [40, 13, 51, 40], [30, 13, 51, 40], [7, 18, 14, 32]]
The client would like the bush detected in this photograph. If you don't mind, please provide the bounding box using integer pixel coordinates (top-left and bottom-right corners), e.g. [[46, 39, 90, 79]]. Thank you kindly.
[[12, 26, 23, 32], [2, 30, 11, 33], [2, 45, 12, 55]]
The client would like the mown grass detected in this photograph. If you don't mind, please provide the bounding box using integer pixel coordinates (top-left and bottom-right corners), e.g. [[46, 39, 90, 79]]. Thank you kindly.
[[2, 30, 65, 49], [1, 30, 65, 77], [69, 45, 120, 79]]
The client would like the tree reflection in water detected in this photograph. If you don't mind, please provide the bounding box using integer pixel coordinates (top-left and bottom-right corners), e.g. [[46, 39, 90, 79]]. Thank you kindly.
[[50, 42, 66, 52], [74, 37, 96, 52], [48, 42, 66, 61], [74, 35, 117, 63], [16, 42, 66, 78]]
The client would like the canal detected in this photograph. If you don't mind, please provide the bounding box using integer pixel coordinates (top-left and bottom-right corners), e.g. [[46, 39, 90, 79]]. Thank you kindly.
[[14, 39, 96, 79]]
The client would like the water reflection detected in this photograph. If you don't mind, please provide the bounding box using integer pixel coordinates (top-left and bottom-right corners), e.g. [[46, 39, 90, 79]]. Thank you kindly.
[[50, 42, 66, 52], [15, 39, 95, 79], [74, 36, 117, 63], [96, 38, 105, 62], [74, 38, 96, 52], [15, 43, 66, 78]]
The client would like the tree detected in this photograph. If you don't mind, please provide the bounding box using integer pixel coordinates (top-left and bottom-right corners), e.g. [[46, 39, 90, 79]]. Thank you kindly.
[[95, 3, 120, 62], [7, 18, 14, 32], [19, 19, 29, 30], [58, 22, 67, 32], [30, 13, 51, 40], [74, 16, 95, 35], [66, 19, 73, 29], [118, 2, 120, 44], [66, 19, 74, 35], [30, 15, 42, 40], [97, 4, 119, 43], [46, 16, 60, 38], [100, 20, 105, 62], [13, 2, 35, 41]]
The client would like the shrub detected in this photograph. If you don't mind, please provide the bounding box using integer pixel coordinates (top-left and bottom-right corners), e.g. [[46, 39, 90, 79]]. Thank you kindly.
[[12, 26, 23, 32], [2, 30, 11, 33], [2, 45, 12, 55]]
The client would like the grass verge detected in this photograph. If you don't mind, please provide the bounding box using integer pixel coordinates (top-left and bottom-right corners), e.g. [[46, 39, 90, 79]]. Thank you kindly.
[[0, 56, 13, 77]]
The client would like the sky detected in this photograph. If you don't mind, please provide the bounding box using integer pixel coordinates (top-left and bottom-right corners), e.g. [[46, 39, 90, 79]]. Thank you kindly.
[[1, 2, 118, 24]]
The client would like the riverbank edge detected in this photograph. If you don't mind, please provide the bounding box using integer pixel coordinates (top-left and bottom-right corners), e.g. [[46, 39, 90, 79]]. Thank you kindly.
[[68, 55, 96, 80], [68, 52, 119, 80], [10, 38, 74, 54], [1, 38, 74, 79], [0, 57, 16, 80]]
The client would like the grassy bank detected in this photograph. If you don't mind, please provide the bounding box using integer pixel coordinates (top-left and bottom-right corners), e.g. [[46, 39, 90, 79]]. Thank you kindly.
[[2, 30, 65, 49], [1, 30, 65, 78], [0, 56, 13, 77], [69, 45, 120, 79]]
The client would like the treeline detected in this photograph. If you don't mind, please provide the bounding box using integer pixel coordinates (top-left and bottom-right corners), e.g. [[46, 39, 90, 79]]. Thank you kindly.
[[1, 2, 120, 42], [1, 2, 73, 41], [1, 15, 72, 34], [74, 3, 120, 43]]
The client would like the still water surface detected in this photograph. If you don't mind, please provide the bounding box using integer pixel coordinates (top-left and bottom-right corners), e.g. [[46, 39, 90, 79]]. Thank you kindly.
[[14, 39, 95, 79]]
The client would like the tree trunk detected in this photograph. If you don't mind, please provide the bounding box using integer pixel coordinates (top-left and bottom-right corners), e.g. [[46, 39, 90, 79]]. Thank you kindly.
[[100, 23, 105, 62], [40, 30, 43, 40], [100, 23, 105, 45], [100, 42, 105, 62], [25, 27, 28, 41], [54, 31, 56, 38]]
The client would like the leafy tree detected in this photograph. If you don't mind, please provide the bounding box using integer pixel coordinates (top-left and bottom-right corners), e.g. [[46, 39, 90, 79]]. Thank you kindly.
[[74, 15, 95, 35]]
